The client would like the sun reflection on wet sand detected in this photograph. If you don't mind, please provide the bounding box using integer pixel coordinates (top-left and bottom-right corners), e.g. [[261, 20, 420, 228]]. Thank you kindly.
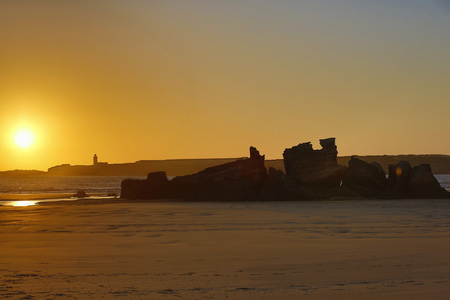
[[10, 201, 37, 207], [0, 196, 119, 207]]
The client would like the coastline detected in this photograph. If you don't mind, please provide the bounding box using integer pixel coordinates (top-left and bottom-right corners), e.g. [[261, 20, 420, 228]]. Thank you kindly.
[[1, 200, 449, 299], [2, 154, 449, 177]]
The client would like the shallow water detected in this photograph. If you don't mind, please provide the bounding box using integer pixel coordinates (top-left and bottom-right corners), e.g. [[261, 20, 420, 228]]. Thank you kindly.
[[0, 175, 146, 195], [0, 176, 142, 206]]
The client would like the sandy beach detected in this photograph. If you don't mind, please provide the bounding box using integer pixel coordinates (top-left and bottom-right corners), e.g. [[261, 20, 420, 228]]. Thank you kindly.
[[1, 199, 449, 299]]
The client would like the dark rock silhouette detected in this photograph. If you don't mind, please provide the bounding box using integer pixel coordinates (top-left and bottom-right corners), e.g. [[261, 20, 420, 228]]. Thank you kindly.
[[388, 161, 413, 198], [171, 146, 267, 201], [388, 163, 448, 199], [73, 190, 88, 198], [121, 171, 170, 199], [283, 138, 347, 189], [342, 157, 387, 197], [259, 167, 317, 201], [120, 138, 449, 201], [121, 147, 267, 201]]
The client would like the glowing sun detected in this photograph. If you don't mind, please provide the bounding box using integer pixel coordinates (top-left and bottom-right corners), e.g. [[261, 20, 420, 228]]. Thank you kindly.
[[14, 129, 35, 148]]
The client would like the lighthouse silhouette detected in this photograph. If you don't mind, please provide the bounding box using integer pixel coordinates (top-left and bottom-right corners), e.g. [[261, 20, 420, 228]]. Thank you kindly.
[[93, 154, 98, 165]]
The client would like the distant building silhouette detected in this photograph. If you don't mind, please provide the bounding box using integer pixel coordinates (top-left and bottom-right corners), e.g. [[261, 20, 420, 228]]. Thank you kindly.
[[93, 154, 108, 166]]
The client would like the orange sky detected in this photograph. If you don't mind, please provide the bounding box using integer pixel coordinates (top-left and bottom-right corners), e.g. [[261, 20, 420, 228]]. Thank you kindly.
[[1, 1, 449, 171]]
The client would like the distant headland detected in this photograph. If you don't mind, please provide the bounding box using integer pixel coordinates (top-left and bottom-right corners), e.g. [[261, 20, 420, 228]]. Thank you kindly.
[[1, 152, 450, 177]]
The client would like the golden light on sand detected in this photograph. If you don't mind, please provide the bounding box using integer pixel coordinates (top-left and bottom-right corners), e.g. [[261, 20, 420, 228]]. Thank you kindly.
[[13, 129, 34, 148], [11, 201, 37, 207]]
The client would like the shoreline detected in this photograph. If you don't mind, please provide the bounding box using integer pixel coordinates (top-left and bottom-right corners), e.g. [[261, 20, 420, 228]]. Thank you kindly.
[[1, 193, 449, 207]]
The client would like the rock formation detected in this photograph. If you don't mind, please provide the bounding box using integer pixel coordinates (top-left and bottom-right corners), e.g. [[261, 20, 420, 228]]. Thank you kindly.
[[259, 167, 318, 201], [387, 161, 413, 198], [342, 157, 387, 197], [121, 147, 267, 201], [73, 190, 89, 198], [388, 162, 448, 199], [121, 138, 449, 201], [283, 138, 347, 189], [121, 171, 171, 200]]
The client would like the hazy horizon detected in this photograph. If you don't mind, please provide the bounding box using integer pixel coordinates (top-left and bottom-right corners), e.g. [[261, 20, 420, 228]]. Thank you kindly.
[[2, 151, 450, 173], [1, 1, 449, 170]]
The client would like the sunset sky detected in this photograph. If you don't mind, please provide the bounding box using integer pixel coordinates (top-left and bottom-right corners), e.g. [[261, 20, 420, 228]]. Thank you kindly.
[[1, 1, 449, 171]]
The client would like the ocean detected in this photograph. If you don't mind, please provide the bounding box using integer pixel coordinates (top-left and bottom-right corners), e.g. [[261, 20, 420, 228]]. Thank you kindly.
[[0, 176, 145, 206], [436, 174, 450, 191], [0, 175, 145, 196], [0, 174, 448, 206]]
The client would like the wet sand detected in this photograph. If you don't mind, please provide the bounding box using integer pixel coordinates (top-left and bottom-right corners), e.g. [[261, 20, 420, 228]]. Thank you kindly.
[[1, 200, 449, 299], [0, 193, 75, 201]]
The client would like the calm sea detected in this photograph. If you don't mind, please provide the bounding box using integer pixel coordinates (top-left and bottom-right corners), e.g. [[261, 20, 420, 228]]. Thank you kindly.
[[0, 176, 146, 196], [0, 174, 448, 206]]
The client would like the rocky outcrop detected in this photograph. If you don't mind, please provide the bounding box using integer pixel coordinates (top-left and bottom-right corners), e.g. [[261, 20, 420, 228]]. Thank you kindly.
[[73, 190, 89, 198], [387, 161, 413, 198], [342, 159, 449, 199], [387, 162, 449, 199], [121, 171, 171, 199], [409, 164, 449, 198], [121, 138, 449, 201], [342, 157, 387, 197], [259, 167, 318, 201], [283, 138, 347, 189], [121, 147, 267, 201]]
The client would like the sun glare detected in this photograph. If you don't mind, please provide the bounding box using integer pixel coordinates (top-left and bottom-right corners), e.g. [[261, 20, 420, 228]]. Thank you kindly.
[[12, 201, 37, 207], [14, 129, 34, 148]]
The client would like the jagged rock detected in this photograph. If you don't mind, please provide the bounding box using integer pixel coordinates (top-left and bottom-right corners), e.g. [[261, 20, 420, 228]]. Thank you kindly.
[[342, 157, 387, 197], [387, 161, 413, 198], [121, 147, 267, 201], [386, 162, 449, 199], [259, 167, 317, 201], [121, 171, 171, 199], [259, 167, 289, 201], [172, 146, 267, 201], [121, 139, 448, 201], [146, 171, 170, 184], [408, 164, 449, 199], [283, 138, 347, 189]]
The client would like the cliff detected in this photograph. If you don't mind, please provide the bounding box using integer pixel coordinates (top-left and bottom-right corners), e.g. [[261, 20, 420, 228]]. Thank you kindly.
[[0, 170, 46, 177], [45, 159, 244, 176]]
